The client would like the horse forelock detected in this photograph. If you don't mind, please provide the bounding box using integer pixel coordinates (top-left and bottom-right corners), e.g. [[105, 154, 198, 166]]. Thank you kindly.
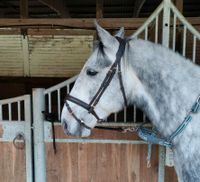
[[87, 40, 112, 69]]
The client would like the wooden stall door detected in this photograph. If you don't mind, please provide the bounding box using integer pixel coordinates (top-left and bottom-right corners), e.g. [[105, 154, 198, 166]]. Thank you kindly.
[[45, 126, 178, 182], [0, 95, 32, 182], [0, 141, 26, 182]]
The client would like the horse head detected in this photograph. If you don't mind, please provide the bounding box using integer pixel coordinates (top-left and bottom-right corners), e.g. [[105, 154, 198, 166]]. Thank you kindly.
[[61, 23, 132, 137]]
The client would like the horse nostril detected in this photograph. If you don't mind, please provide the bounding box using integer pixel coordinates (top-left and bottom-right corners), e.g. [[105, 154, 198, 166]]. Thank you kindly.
[[62, 122, 71, 135], [63, 122, 68, 130]]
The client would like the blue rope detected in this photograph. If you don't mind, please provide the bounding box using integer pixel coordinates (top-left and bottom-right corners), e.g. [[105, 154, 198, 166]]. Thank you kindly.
[[167, 115, 192, 142], [191, 102, 200, 113], [136, 126, 172, 148]]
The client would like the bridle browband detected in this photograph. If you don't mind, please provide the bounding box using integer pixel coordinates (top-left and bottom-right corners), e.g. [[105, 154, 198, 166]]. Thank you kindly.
[[65, 37, 128, 130]]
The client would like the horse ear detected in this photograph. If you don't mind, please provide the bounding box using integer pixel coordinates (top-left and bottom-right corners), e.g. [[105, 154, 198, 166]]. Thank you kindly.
[[115, 27, 125, 38], [95, 21, 118, 51]]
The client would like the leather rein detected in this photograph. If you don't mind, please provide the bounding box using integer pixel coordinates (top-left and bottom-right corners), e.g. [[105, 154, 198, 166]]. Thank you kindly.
[[65, 37, 128, 130]]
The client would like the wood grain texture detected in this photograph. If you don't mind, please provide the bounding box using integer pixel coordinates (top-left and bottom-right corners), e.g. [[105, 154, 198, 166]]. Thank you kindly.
[[46, 129, 178, 182], [0, 17, 198, 29], [165, 166, 178, 182], [0, 142, 26, 182]]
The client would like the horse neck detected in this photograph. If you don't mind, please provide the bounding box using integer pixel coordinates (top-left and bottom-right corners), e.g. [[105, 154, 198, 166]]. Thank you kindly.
[[125, 39, 200, 138]]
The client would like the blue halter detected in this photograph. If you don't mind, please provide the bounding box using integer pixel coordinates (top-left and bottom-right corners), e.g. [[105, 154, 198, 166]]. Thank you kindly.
[[136, 95, 200, 165]]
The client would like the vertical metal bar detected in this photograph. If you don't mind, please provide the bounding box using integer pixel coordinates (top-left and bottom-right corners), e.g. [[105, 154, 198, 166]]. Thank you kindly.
[[114, 113, 117, 122], [17, 101, 21, 121], [24, 95, 33, 182], [162, 0, 171, 47], [182, 25, 187, 56], [133, 106, 136, 123], [155, 16, 158, 43], [67, 85, 70, 94], [192, 35, 196, 63], [33, 88, 46, 182], [172, 14, 177, 51], [124, 107, 127, 123], [0, 104, 2, 120], [145, 26, 148, 40], [8, 103, 12, 120], [158, 146, 166, 182], [48, 93, 51, 113], [57, 89, 61, 120]]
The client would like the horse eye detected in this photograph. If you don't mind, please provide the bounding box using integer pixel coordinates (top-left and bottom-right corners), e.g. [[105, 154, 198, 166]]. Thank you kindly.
[[86, 69, 98, 76]]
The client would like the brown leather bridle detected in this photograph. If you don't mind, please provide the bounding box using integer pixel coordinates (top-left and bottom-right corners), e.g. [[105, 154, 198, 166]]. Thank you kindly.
[[65, 37, 128, 130]]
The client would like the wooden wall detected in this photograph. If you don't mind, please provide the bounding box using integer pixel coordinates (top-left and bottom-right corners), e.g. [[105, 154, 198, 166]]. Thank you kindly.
[[0, 23, 199, 78], [45, 126, 178, 182], [0, 143, 26, 182], [0, 33, 93, 78]]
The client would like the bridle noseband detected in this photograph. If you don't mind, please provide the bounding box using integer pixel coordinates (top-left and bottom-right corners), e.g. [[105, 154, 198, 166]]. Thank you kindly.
[[65, 37, 128, 130]]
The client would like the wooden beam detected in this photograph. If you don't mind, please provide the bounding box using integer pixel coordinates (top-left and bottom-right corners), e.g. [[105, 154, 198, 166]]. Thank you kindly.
[[27, 29, 95, 36], [20, 0, 28, 18], [38, 0, 69, 18], [96, 0, 103, 18], [0, 18, 146, 29], [0, 17, 199, 29], [133, 0, 146, 17]]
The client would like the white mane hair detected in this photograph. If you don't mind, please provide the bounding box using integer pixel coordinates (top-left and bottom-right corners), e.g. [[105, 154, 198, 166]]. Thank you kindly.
[[61, 23, 200, 181]]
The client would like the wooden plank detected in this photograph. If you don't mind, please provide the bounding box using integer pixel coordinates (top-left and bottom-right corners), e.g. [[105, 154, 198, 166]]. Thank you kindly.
[[0, 142, 26, 182], [28, 35, 93, 77], [45, 142, 163, 182], [0, 28, 21, 35], [165, 166, 178, 182], [38, 0, 70, 18], [0, 18, 146, 29], [96, 0, 103, 18], [45, 124, 178, 181], [28, 29, 95, 36], [46, 143, 79, 182], [0, 17, 198, 29]]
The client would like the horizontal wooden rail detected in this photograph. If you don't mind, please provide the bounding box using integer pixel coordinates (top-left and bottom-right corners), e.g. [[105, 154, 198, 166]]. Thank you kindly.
[[0, 17, 199, 29], [0, 18, 146, 29]]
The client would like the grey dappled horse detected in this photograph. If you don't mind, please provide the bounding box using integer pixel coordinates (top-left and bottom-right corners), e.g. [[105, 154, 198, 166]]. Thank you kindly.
[[61, 23, 200, 181]]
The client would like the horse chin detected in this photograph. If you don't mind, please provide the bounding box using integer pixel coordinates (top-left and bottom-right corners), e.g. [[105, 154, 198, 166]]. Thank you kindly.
[[62, 121, 91, 137], [80, 128, 91, 137]]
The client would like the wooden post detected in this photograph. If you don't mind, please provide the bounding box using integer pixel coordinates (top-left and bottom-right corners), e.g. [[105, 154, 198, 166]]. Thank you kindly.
[[96, 0, 103, 18], [20, 0, 28, 18]]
